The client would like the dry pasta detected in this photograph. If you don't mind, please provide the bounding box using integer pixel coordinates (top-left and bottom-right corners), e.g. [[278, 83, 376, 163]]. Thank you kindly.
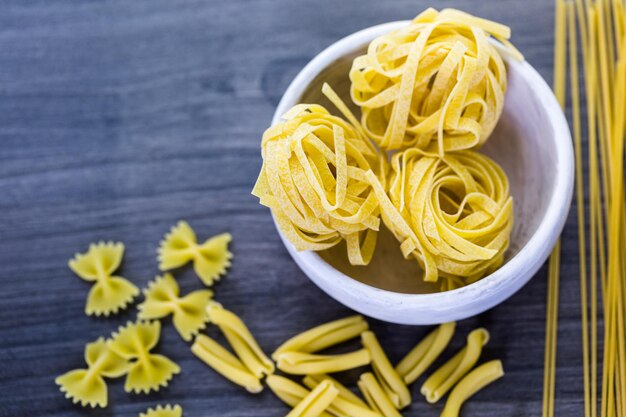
[[275, 349, 371, 375], [303, 374, 369, 410], [191, 334, 263, 393], [68, 241, 139, 316], [158, 221, 232, 286], [107, 321, 181, 394], [302, 375, 380, 417], [273, 315, 369, 359], [139, 405, 183, 417], [286, 380, 339, 417], [137, 273, 213, 342], [421, 327, 489, 403], [361, 331, 411, 409], [396, 322, 456, 384], [55, 337, 129, 408], [358, 372, 402, 417], [206, 302, 274, 377], [440, 360, 504, 417], [369, 149, 513, 285], [349, 8, 520, 155], [251, 85, 388, 266], [268, 375, 332, 417]]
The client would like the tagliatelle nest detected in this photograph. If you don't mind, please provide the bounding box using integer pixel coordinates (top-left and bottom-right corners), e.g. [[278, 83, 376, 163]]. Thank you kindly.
[[252, 85, 388, 266], [369, 149, 513, 288], [350, 8, 521, 155]]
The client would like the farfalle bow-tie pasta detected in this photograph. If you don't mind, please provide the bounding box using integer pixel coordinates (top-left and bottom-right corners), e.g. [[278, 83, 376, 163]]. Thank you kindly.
[[368, 149, 513, 287], [69, 241, 139, 316], [108, 320, 181, 394], [252, 85, 389, 266], [140, 404, 183, 417], [350, 8, 521, 155], [55, 337, 129, 408], [158, 221, 233, 286], [138, 273, 213, 341]]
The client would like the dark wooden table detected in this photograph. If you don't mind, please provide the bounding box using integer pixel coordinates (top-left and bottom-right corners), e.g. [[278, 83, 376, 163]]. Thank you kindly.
[[0, 0, 586, 416]]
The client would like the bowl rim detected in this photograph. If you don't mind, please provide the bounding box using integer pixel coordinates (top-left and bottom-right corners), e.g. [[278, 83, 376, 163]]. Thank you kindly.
[[270, 20, 574, 324]]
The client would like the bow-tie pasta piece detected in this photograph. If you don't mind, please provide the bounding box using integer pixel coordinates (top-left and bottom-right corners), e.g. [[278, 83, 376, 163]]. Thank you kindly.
[[252, 84, 389, 266], [138, 274, 213, 341], [350, 8, 521, 155], [207, 302, 274, 377], [69, 242, 139, 316], [158, 221, 233, 286], [55, 337, 129, 408], [108, 321, 181, 394], [140, 404, 183, 417]]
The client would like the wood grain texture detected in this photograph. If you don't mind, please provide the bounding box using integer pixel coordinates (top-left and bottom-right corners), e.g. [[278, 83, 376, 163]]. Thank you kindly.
[[0, 0, 585, 416]]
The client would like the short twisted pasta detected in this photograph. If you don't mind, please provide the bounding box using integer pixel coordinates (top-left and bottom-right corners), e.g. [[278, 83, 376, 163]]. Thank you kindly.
[[370, 149, 513, 285], [350, 8, 521, 155], [252, 85, 388, 265]]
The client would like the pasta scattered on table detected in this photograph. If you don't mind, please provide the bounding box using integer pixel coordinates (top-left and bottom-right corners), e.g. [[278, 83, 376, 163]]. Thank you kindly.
[[69, 241, 139, 316], [441, 360, 504, 417], [303, 374, 380, 417], [55, 337, 129, 408], [396, 322, 456, 384], [107, 321, 181, 394], [358, 372, 402, 417], [191, 333, 263, 393], [275, 349, 371, 375], [273, 315, 369, 358], [207, 302, 275, 377], [361, 331, 411, 409], [138, 273, 213, 341], [251, 87, 388, 265], [421, 328, 490, 403], [350, 8, 520, 155], [139, 404, 183, 417], [158, 221, 232, 286], [286, 380, 339, 417]]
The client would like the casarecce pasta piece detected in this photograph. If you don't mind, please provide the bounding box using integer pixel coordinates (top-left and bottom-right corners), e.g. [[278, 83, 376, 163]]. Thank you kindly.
[[361, 331, 410, 409], [55, 337, 129, 408], [286, 380, 339, 417], [358, 373, 402, 417], [273, 315, 369, 359], [275, 349, 371, 375], [396, 322, 456, 384], [303, 374, 380, 417], [158, 221, 232, 286], [107, 321, 181, 394], [139, 404, 183, 417], [68, 241, 139, 316], [191, 334, 263, 393], [350, 8, 521, 154], [207, 302, 274, 377], [251, 86, 388, 266], [138, 273, 213, 341], [421, 328, 490, 403], [440, 360, 504, 417]]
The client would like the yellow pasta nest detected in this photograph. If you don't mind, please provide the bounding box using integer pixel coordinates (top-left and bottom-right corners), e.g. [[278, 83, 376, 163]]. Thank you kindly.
[[252, 93, 388, 266], [370, 149, 513, 286], [350, 8, 518, 155]]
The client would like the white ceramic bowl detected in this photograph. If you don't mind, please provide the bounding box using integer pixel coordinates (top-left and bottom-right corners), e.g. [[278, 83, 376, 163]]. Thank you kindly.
[[271, 21, 574, 325]]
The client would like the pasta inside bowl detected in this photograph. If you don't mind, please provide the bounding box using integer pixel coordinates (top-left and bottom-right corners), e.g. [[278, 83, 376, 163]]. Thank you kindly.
[[271, 21, 573, 324]]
